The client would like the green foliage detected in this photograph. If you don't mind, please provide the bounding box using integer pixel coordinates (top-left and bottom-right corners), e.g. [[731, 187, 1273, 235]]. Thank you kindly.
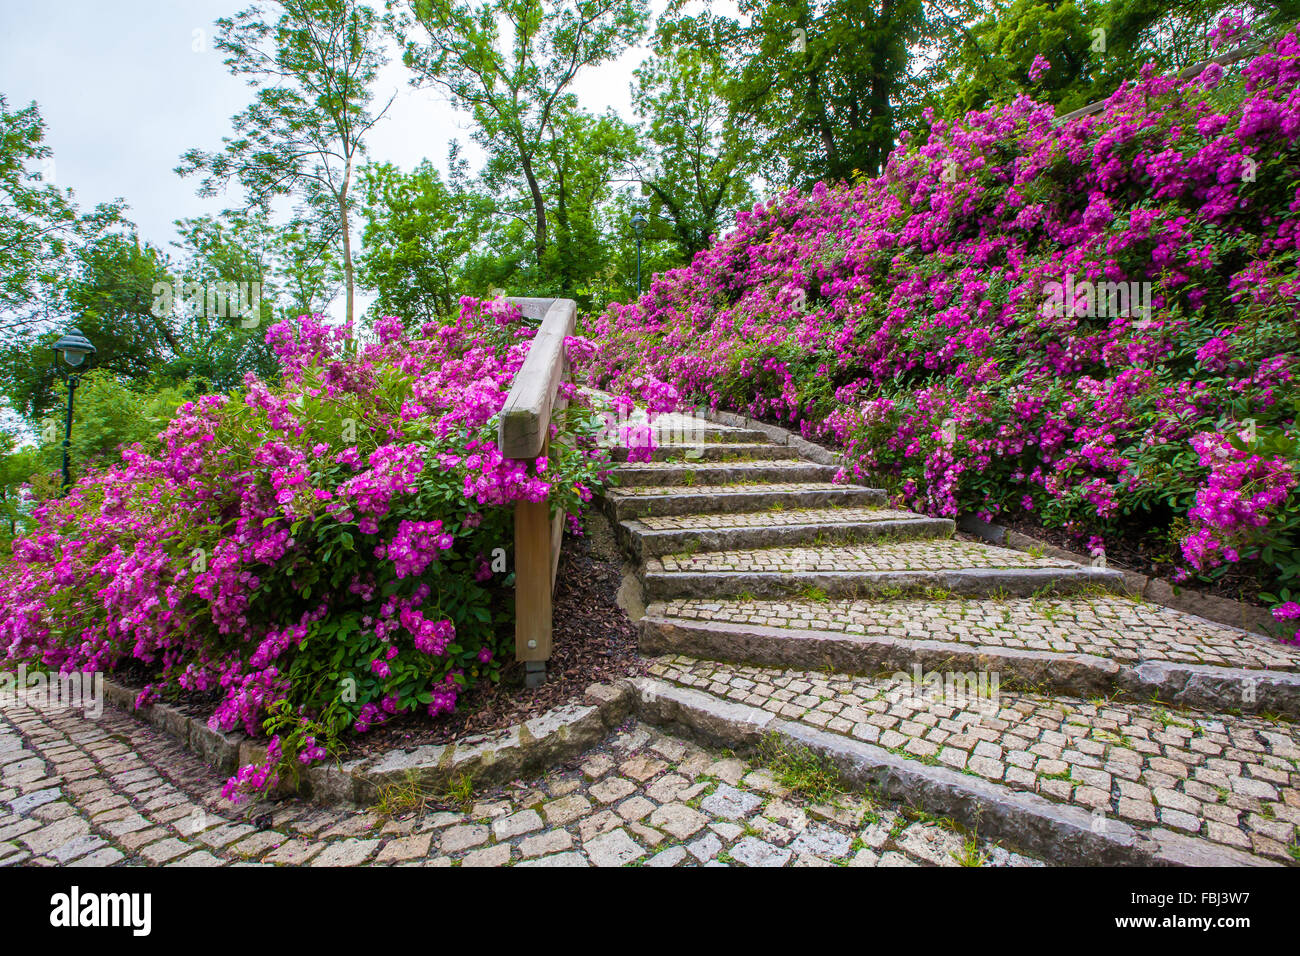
[[703, 0, 930, 184], [757, 732, 846, 802], [0, 95, 81, 320], [390, 0, 649, 273], [0, 430, 41, 544], [177, 0, 390, 326], [0, 230, 176, 421], [36, 371, 187, 479], [938, 0, 1300, 117], [358, 155, 495, 325], [632, 24, 759, 258]]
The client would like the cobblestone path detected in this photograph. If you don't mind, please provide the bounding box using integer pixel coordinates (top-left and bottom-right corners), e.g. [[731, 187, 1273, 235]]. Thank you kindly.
[[607, 405, 1300, 865], [0, 701, 1040, 867]]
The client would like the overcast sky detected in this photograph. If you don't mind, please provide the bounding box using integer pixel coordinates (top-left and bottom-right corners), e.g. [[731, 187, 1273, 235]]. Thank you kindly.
[[0, 0, 717, 321]]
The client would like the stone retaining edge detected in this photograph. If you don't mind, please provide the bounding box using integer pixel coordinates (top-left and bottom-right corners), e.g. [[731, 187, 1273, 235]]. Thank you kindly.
[[627, 676, 1277, 867], [641, 564, 1127, 602], [99, 671, 1285, 862], [638, 613, 1300, 717], [102, 677, 636, 807]]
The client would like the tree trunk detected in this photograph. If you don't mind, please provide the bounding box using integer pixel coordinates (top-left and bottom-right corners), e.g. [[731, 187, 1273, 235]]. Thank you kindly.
[[339, 167, 354, 327], [519, 149, 548, 265]]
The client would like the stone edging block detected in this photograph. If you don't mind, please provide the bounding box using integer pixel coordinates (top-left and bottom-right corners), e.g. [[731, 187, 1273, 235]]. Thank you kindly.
[[625, 677, 1277, 867], [102, 676, 636, 807], [104, 678, 245, 776]]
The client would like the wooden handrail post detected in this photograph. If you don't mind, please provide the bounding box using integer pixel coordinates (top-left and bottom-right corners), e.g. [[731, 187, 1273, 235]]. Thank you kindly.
[[497, 297, 577, 687]]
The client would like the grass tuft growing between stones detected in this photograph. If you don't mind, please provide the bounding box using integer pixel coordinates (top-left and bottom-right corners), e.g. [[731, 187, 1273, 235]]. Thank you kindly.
[[952, 832, 991, 867], [370, 770, 476, 819], [756, 733, 845, 804]]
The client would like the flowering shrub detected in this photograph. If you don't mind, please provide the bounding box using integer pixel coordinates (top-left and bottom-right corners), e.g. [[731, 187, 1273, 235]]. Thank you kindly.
[[592, 25, 1300, 642], [1, 297, 618, 798]]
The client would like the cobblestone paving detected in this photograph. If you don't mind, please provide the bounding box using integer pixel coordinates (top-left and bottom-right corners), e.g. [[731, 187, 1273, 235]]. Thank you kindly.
[[654, 596, 1300, 670], [649, 539, 1078, 574], [616, 458, 812, 471], [637, 507, 923, 531], [635, 444, 791, 461], [0, 702, 1043, 868], [649, 656, 1300, 863]]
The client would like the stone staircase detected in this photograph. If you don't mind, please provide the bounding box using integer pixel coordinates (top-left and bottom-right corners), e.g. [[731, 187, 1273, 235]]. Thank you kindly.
[[600, 403, 1300, 866]]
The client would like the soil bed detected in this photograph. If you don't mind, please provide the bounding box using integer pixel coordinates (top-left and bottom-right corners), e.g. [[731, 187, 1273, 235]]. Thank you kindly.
[[993, 510, 1271, 609], [347, 511, 644, 758]]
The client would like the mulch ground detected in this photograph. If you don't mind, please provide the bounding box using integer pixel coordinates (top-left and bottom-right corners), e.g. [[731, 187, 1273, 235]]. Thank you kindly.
[[348, 510, 646, 757]]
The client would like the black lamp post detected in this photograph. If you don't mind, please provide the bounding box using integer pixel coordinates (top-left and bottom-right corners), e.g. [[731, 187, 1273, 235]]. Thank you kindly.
[[51, 327, 96, 494], [631, 210, 647, 295]]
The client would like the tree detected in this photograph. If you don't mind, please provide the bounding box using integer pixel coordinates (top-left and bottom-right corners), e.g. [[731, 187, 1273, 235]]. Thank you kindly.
[[161, 210, 282, 392], [358, 154, 494, 325], [0, 95, 127, 404], [0, 429, 41, 544], [533, 107, 639, 300], [938, 0, 1300, 117], [35, 371, 188, 483], [0, 230, 176, 421], [719, 0, 928, 185], [388, 0, 648, 273], [0, 95, 80, 329], [276, 212, 345, 320], [631, 26, 759, 259], [177, 0, 392, 326]]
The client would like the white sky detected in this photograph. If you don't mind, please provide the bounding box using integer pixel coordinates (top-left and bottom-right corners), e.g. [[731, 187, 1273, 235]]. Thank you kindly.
[[0, 0, 731, 322]]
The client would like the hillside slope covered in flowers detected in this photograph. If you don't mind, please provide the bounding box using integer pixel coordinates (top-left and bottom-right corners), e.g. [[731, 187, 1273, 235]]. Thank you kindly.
[[1, 297, 616, 796], [592, 27, 1300, 642]]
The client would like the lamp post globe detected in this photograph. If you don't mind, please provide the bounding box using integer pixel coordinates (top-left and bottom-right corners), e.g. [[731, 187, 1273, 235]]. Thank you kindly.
[[51, 327, 96, 494], [53, 327, 96, 368]]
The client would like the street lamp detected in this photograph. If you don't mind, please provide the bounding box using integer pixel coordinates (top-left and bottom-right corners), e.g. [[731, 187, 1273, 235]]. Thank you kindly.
[[631, 209, 648, 296], [51, 327, 96, 494]]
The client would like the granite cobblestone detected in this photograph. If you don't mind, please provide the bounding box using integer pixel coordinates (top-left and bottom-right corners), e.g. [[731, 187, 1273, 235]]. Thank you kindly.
[[0, 701, 1040, 868]]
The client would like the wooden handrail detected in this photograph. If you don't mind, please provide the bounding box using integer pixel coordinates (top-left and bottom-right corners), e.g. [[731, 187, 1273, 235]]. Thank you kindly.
[[498, 296, 577, 686]]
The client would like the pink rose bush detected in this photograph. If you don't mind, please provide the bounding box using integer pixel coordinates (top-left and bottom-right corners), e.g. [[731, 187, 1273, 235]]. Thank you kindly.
[[592, 31, 1300, 641], [1, 296, 621, 799]]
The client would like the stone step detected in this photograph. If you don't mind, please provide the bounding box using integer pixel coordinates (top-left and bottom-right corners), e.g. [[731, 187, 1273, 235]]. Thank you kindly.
[[611, 459, 840, 488], [618, 508, 954, 560], [640, 540, 1128, 602], [644, 425, 773, 444], [638, 596, 1300, 717], [603, 482, 888, 521], [630, 667, 1291, 866], [609, 443, 789, 464]]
